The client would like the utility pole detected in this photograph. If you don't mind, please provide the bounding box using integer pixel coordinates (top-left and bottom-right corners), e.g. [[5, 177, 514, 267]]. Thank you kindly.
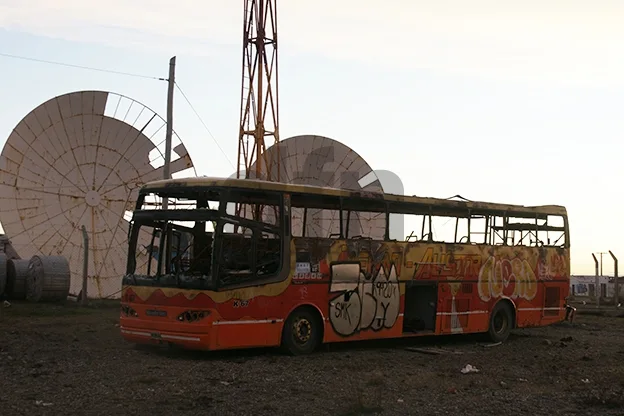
[[163, 56, 175, 275], [163, 56, 176, 191]]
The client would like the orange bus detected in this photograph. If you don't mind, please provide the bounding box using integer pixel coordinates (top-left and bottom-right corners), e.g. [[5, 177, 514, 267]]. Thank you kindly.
[[120, 177, 570, 355]]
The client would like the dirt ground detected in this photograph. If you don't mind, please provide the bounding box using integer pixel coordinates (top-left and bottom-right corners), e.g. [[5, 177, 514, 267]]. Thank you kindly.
[[0, 300, 623, 416]]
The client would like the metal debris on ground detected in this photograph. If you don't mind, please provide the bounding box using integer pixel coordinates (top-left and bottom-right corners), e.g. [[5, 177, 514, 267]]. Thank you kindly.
[[460, 364, 480, 374], [480, 342, 502, 348], [405, 347, 464, 355]]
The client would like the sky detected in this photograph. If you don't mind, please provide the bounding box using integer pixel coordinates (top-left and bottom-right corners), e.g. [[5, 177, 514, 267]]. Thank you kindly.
[[0, 0, 623, 275]]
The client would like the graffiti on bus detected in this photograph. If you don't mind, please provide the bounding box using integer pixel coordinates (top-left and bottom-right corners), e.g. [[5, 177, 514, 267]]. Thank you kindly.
[[477, 256, 538, 302], [412, 247, 482, 280], [410, 247, 565, 303], [537, 253, 567, 280], [328, 262, 400, 337]]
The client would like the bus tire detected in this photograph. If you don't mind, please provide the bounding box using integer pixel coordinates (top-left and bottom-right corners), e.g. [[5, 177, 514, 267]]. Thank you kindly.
[[487, 301, 514, 343], [281, 307, 322, 356]]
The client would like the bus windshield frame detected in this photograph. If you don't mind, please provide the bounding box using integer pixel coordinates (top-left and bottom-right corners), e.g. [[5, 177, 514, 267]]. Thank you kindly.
[[124, 184, 290, 291]]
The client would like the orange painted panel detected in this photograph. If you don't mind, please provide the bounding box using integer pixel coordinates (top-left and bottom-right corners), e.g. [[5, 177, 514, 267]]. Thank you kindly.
[[120, 238, 570, 352], [214, 321, 282, 349]]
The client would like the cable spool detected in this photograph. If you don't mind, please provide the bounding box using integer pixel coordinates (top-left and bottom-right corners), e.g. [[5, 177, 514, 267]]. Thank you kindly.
[[26, 255, 71, 303], [0, 254, 7, 296], [7, 258, 29, 300]]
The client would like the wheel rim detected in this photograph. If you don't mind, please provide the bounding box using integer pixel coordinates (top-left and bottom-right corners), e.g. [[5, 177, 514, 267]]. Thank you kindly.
[[292, 317, 312, 344], [493, 311, 508, 334]]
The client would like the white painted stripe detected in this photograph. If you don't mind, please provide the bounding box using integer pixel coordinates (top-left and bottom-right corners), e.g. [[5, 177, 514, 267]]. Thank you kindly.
[[437, 310, 488, 316], [121, 329, 151, 337], [326, 313, 405, 322], [142, 308, 565, 329], [120, 329, 200, 342], [434, 307, 564, 317], [161, 334, 200, 342], [315, 308, 565, 322], [212, 319, 284, 326]]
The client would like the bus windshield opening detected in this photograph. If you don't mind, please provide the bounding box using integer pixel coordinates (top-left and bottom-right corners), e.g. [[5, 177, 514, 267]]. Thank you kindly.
[[125, 186, 285, 290]]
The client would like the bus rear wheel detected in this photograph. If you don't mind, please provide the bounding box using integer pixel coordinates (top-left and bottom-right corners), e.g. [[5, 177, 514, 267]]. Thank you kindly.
[[281, 307, 322, 355], [487, 301, 514, 343]]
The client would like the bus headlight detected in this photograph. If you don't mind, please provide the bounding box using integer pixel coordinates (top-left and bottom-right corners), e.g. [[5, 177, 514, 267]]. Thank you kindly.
[[121, 305, 138, 317]]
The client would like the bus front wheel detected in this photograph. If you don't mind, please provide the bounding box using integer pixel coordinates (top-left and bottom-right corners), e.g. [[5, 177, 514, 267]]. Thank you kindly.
[[487, 301, 514, 343], [281, 307, 322, 355]]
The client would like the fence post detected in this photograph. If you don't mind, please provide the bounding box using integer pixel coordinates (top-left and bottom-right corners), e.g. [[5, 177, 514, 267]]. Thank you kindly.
[[81, 225, 89, 305], [609, 250, 618, 307], [592, 253, 600, 308]]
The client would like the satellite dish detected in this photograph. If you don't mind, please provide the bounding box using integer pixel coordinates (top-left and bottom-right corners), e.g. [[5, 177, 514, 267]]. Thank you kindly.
[[0, 90, 196, 298], [248, 134, 385, 239]]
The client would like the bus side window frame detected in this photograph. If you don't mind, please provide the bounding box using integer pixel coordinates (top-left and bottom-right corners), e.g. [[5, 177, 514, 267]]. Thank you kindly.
[[212, 187, 288, 291]]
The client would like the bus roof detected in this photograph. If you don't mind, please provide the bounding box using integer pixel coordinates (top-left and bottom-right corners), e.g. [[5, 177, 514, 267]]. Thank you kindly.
[[141, 176, 568, 217]]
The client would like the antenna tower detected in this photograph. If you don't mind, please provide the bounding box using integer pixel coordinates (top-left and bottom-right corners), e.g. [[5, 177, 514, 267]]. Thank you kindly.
[[237, 0, 280, 182]]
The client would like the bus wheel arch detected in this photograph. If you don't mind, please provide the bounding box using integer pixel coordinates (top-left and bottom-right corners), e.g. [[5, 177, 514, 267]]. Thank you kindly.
[[281, 304, 324, 355], [487, 299, 516, 343]]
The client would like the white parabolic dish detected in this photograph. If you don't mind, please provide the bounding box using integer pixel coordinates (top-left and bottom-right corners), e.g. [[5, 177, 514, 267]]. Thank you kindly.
[[0, 90, 196, 299], [248, 134, 386, 240]]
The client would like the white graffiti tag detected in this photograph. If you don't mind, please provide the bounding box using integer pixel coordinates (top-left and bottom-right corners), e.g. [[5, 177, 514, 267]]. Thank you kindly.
[[329, 263, 400, 336]]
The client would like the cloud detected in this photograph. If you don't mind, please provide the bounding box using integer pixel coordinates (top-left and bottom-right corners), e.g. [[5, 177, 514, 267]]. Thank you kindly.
[[1, 0, 623, 86]]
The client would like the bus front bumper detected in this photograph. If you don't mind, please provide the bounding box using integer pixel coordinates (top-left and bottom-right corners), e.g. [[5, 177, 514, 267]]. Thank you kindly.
[[120, 324, 212, 350]]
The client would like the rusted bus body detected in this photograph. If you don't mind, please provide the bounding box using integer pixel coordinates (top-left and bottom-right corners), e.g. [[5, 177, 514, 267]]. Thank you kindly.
[[120, 177, 570, 354]]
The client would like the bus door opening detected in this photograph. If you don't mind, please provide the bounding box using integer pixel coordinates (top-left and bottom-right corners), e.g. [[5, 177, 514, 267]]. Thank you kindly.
[[403, 281, 437, 333]]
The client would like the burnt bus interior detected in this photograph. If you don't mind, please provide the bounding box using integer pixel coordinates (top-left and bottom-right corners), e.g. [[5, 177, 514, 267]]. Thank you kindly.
[[126, 186, 287, 290], [126, 184, 568, 331]]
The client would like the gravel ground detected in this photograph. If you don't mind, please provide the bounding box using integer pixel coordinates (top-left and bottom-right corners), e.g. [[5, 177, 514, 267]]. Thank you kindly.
[[0, 300, 623, 416]]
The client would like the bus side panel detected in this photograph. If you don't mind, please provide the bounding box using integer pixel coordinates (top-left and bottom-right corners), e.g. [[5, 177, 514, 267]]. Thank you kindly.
[[273, 279, 405, 345], [292, 237, 407, 344], [297, 239, 569, 341], [434, 283, 490, 336], [214, 322, 282, 349], [515, 280, 569, 328]]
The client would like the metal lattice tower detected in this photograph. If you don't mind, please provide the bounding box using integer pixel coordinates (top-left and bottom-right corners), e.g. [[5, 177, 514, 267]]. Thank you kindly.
[[237, 0, 280, 182]]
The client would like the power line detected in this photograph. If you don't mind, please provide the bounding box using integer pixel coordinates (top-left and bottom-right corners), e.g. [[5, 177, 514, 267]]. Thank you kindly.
[[174, 81, 235, 169], [2, 51, 234, 170], [0, 52, 165, 81]]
